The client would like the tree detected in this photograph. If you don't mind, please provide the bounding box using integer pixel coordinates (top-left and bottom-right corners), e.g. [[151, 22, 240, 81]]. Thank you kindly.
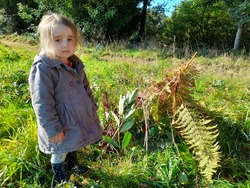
[[144, 5, 167, 41], [17, 0, 143, 41], [163, 0, 235, 49], [0, 0, 38, 33], [138, 0, 149, 40], [2, 0, 171, 43], [80, 0, 141, 41], [224, 0, 250, 50], [17, 0, 73, 33]]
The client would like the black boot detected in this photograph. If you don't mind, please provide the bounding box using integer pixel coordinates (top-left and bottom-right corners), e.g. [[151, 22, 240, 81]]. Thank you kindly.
[[51, 161, 70, 184], [66, 151, 89, 174]]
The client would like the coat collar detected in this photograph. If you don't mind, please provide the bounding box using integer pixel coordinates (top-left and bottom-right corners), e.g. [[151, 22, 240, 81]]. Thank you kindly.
[[34, 52, 84, 70]]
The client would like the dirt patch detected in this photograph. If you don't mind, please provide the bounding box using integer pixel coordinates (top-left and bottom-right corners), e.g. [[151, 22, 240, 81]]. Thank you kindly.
[[0, 39, 39, 52], [101, 53, 158, 64]]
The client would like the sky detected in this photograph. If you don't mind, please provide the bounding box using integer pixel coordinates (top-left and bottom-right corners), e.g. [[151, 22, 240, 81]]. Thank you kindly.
[[151, 0, 183, 16]]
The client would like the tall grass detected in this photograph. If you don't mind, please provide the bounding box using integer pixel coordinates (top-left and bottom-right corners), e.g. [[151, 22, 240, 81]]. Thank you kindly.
[[193, 55, 250, 187], [0, 40, 249, 187], [194, 56, 250, 121], [0, 115, 50, 187]]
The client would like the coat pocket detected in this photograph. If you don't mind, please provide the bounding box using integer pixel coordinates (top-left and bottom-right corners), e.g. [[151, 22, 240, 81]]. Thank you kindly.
[[55, 102, 76, 128]]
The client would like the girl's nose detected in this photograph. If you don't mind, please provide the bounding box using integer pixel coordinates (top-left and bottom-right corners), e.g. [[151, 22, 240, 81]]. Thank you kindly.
[[62, 40, 68, 47]]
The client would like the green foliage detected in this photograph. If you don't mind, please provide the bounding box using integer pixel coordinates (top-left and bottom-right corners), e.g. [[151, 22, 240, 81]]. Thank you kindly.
[[0, 0, 250, 51], [0, 107, 34, 138], [0, 0, 38, 33], [102, 89, 137, 152], [172, 105, 221, 182], [81, 0, 141, 40], [122, 132, 132, 150], [0, 44, 20, 61], [0, 45, 34, 107], [16, 0, 142, 41], [0, 115, 50, 187], [178, 171, 188, 185], [144, 8, 167, 41], [226, 0, 250, 26], [163, 0, 235, 49]]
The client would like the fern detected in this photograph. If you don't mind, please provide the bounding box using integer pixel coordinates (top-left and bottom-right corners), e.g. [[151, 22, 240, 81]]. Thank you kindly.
[[172, 104, 221, 182], [139, 52, 221, 182]]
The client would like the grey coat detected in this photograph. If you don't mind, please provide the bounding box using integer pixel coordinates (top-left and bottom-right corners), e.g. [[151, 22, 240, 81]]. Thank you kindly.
[[29, 53, 102, 154]]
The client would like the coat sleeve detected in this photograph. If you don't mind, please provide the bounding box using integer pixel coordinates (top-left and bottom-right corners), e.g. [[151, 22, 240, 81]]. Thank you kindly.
[[82, 69, 98, 109], [29, 62, 63, 138]]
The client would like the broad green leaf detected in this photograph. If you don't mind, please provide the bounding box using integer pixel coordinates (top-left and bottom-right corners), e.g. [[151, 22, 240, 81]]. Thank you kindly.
[[112, 112, 120, 126], [103, 135, 119, 148], [122, 131, 132, 150], [178, 172, 188, 185], [124, 109, 135, 122], [118, 96, 124, 115], [149, 126, 159, 136], [128, 89, 138, 104], [120, 119, 135, 132]]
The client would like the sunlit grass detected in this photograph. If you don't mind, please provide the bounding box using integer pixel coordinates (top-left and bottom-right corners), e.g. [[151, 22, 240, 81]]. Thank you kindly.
[[0, 40, 250, 187], [194, 56, 250, 122], [0, 114, 50, 187]]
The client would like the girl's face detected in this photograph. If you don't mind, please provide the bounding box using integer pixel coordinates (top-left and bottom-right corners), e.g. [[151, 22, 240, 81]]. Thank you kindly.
[[51, 23, 76, 63]]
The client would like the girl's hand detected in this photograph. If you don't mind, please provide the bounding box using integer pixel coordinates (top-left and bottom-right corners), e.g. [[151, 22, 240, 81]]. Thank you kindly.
[[49, 132, 65, 142]]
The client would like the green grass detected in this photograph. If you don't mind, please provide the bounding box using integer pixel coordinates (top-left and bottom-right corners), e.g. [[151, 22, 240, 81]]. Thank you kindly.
[[194, 56, 250, 121], [0, 40, 249, 187]]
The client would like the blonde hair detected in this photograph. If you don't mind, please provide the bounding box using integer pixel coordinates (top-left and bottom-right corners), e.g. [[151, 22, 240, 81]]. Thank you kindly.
[[37, 13, 82, 57]]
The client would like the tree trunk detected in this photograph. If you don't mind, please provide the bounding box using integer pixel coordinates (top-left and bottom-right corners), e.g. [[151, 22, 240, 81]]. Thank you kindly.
[[234, 26, 242, 50], [138, 0, 148, 41]]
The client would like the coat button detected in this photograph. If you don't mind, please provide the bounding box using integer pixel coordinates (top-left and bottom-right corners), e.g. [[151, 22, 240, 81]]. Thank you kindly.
[[77, 80, 82, 85], [69, 81, 75, 87]]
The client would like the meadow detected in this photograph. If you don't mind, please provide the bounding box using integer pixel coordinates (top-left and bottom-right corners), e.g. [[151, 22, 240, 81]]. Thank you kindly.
[[0, 37, 250, 188]]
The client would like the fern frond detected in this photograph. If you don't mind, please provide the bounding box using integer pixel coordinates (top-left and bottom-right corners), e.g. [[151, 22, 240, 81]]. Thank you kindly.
[[172, 104, 221, 182], [138, 53, 221, 182]]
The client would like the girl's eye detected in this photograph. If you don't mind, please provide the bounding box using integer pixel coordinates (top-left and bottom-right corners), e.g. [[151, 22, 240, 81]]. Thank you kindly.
[[68, 38, 74, 41], [55, 39, 61, 42]]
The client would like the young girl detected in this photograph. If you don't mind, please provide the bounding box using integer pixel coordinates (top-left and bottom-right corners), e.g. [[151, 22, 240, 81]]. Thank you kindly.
[[29, 13, 102, 184]]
